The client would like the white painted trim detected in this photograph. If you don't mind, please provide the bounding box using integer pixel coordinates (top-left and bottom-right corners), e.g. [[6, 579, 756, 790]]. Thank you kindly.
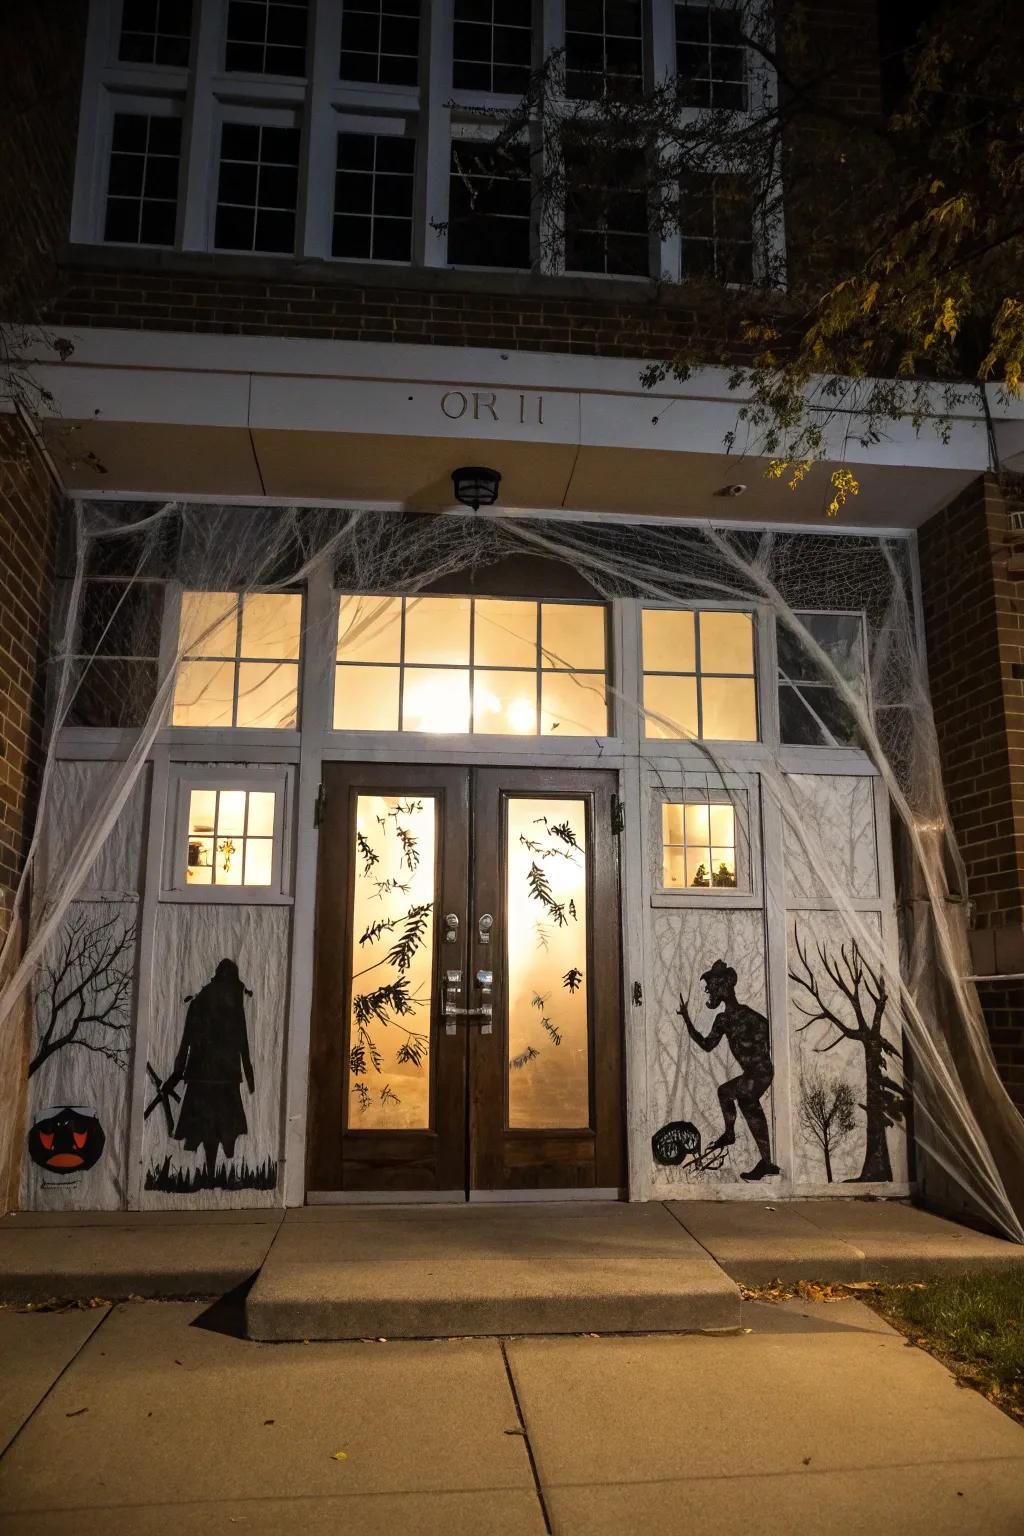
[[281, 561, 333, 1206], [124, 748, 169, 1208]]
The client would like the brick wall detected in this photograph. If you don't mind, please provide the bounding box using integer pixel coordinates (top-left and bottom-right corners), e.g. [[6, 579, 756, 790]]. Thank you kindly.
[[46, 261, 752, 358], [918, 474, 1024, 1105], [0, 416, 60, 1212], [0, 2, 87, 320]]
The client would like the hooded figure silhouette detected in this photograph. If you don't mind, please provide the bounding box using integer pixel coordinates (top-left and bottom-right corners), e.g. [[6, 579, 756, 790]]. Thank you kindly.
[[171, 959, 255, 1179]]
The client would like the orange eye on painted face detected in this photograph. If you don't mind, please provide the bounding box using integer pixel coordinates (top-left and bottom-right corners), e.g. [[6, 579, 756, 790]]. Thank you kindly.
[[73, 1132, 87, 1149], [38, 1132, 54, 1149]]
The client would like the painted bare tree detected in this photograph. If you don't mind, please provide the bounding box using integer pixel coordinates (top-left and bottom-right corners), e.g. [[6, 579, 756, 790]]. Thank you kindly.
[[788, 927, 905, 1182], [798, 1069, 856, 1183], [30, 910, 136, 1077]]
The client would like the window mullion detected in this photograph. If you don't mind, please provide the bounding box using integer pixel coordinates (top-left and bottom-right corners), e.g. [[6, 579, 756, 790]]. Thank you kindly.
[[301, 0, 339, 259], [180, 0, 222, 249], [420, 0, 454, 267]]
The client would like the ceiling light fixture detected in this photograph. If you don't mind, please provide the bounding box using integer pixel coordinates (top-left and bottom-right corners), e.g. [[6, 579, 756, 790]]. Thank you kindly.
[[452, 465, 501, 511]]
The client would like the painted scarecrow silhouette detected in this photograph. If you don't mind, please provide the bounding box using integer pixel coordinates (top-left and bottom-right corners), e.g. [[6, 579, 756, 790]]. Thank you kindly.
[[162, 959, 255, 1177]]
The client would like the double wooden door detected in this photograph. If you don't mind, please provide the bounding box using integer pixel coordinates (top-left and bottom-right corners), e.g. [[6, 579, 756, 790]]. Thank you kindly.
[[307, 764, 623, 1197]]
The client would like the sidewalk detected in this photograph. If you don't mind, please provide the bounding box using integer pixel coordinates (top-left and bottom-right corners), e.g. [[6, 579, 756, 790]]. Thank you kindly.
[[2, 1292, 1023, 1534]]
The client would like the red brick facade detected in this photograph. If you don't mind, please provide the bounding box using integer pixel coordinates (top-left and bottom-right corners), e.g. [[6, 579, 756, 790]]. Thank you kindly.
[[48, 261, 737, 361], [918, 474, 1024, 1109]]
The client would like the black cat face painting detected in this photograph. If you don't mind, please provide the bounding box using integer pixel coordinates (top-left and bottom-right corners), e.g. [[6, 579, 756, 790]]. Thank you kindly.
[[28, 1106, 106, 1175]]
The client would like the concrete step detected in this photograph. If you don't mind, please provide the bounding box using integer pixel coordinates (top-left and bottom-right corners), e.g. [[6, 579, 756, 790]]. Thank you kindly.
[[245, 1202, 742, 1341]]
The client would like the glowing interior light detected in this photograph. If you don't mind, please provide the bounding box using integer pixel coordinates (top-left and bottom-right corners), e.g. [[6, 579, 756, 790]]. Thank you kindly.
[[507, 697, 536, 733], [403, 675, 471, 733]]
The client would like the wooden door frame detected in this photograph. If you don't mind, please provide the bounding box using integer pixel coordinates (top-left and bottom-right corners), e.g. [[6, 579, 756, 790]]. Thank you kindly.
[[306, 761, 625, 1199], [306, 762, 470, 1194], [469, 767, 625, 1195]]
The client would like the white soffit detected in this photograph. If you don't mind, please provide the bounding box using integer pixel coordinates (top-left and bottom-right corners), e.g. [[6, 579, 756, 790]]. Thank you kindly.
[[13, 328, 999, 523]]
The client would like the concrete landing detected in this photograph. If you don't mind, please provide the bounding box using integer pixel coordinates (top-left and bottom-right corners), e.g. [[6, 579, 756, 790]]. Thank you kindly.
[[669, 1197, 1024, 1284], [245, 1202, 742, 1340], [0, 1209, 283, 1304]]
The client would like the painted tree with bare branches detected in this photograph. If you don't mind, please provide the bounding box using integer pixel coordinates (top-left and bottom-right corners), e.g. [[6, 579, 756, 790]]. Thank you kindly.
[[30, 910, 136, 1077], [798, 1069, 856, 1183], [788, 927, 904, 1182]]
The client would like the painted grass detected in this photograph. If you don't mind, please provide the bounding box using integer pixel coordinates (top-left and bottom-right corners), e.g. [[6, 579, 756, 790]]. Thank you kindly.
[[871, 1270, 1024, 1423]]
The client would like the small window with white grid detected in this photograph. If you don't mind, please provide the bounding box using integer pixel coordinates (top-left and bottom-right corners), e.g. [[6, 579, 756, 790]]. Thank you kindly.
[[333, 130, 416, 261], [675, 2, 748, 110], [225, 0, 309, 75], [104, 111, 183, 246], [164, 766, 294, 902], [340, 0, 421, 87], [214, 120, 301, 253], [453, 0, 533, 95], [118, 0, 193, 66]]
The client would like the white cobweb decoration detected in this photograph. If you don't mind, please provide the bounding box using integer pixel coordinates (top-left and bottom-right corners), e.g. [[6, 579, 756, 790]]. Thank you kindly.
[[0, 497, 1021, 1239]]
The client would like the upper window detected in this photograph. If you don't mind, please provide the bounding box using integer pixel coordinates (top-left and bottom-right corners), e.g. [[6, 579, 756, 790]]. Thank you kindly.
[[681, 172, 754, 283], [449, 140, 532, 269], [777, 612, 866, 748], [564, 143, 649, 277], [104, 112, 182, 246], [119, 0, 193, 65], [173, 591, 302, 728], [81, 0, 771, 274], [565, 0, 644, 100], [453, 0, 533, 94], [214, 121, 300, 253], [675, 2, 747, 110], [642, 608, 758, 741], [335, 594, 608, 735], [225, 0, 308, 75], [340, 0, 421, 86], [334, 131, 416, 261]]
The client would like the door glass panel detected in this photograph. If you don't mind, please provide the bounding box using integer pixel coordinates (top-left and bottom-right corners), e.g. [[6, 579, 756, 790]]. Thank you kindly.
[[505, 797, 590, 1129], [347, 793, 436, 1130]]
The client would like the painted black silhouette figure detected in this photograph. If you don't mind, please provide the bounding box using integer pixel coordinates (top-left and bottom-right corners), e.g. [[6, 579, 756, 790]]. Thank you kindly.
[[167, 959, 255, 1177], [678, 959, 780, 1181]]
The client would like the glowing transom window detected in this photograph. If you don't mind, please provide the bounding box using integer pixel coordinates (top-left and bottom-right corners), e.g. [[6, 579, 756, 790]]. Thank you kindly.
[[662, 801, 737, 889], [186, 788, 276, 886], [173, 591, 302, 728], [335, 595, 608, 735], [641, 608, 758, 741]]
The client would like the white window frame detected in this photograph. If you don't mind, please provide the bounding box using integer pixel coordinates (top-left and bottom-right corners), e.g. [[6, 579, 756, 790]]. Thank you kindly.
[[162, 763, 295, 903], [72, 0, 780, 282], [161, 583, 305, 739], [637, 599, 764, 748], [330, 587, 619, 746], [777, 607, 871, 750], [646, 770, 763, 909]]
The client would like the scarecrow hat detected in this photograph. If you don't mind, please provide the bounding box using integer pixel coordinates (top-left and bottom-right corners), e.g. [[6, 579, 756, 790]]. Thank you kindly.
[[700, 959, 737, 987]]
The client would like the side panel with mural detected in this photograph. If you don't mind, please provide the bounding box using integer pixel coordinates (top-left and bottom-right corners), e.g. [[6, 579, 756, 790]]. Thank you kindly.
[[784, 775, 908, 1191], [22, 764, 149, 1211], [140, 902, 289, 1207]]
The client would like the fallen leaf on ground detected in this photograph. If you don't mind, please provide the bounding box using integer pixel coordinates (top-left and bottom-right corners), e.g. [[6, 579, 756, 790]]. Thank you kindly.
[[330, 1451, 348, 1462]]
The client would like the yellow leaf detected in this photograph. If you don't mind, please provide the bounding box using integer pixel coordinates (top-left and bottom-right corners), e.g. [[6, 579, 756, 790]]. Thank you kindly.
[[331, 1450, 349, 1462]]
